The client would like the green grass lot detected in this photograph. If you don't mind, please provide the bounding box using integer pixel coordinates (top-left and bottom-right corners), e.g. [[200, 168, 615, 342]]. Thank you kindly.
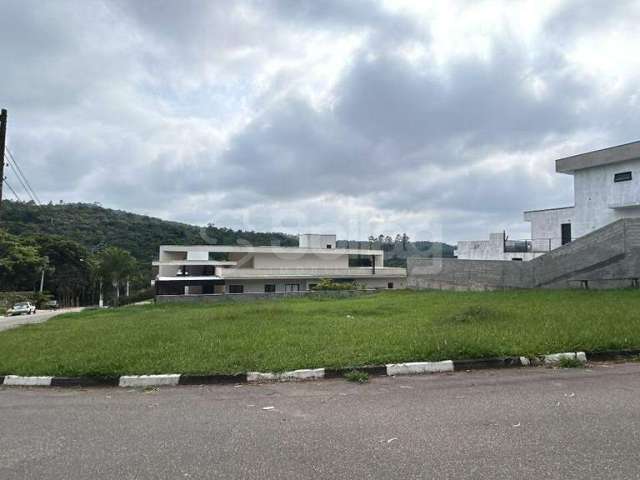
[[1, 289, 639, 376]]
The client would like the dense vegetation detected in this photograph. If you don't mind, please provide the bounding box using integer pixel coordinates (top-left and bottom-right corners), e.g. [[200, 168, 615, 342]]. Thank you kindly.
[[0, 289, 638, 376], [1, 200, 297, 262]]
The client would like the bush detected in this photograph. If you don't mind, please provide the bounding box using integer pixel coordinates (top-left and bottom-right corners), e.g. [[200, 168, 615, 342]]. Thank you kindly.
[[312, 278, 362, 291], [118, 287, 155, 307], [344, 370, 369, 383]]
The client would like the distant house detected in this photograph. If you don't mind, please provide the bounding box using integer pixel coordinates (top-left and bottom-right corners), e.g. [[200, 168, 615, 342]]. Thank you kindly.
[[458, 141, 640, 261], [153, 234, 407, 297]]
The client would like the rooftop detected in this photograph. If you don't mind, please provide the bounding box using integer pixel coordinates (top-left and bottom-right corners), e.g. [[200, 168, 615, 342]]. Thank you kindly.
[[556, 140, 640, 174], [159, 245, 384, 256]]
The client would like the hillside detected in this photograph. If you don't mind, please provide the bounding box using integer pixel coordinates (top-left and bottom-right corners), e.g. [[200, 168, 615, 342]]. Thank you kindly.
[[0, 201, 297, 261], [1, 201, 455, 266]]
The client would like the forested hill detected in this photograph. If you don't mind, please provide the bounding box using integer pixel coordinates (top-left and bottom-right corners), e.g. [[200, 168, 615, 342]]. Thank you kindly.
[[0, 201, 297, 261], [1, 201, 455, 265]]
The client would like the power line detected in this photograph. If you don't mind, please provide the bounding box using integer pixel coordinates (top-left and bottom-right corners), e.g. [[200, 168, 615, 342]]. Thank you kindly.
[[4, 152, 37, 204], [3, 177, 21, 201], [5, 147, 40, 204]]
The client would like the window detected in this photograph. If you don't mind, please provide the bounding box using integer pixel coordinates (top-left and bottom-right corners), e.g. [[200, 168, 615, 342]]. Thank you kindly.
[[228, 284, 244, 294], [511, 258, 523, 261], [326, 244, 332, 249], [387, 282, 394, 289], [285, 283, 300, 292], [614, 171, 632, 183], [264, 284, 276, 293]]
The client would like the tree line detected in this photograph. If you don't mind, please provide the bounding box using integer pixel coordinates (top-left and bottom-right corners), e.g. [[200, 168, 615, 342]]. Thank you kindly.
[[0, 229, 142, 307]]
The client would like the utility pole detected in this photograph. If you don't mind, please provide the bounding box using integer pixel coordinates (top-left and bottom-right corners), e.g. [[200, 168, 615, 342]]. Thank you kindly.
[[0, 109, 7, 215]]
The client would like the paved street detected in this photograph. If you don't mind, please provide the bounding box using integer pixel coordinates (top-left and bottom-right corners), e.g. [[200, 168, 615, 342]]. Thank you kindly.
[[1, 363, 640, 479], [0, 308, 84, 332]]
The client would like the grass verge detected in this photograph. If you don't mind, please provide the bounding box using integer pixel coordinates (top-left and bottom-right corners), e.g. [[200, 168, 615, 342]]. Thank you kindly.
[[0, 289, 639, 376]]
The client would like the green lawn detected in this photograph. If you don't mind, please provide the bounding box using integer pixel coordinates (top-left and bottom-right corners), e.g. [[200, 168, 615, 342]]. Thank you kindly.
[[1, 289, 639, 376]]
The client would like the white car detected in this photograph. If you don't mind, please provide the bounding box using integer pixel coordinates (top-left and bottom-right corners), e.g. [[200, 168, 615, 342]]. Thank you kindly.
[[7, 302, 37, 316]]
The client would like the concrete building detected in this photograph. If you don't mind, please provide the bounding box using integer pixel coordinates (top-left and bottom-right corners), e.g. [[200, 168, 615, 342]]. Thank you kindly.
[[153, 234, 407, 298], [458, 141, 640, 261]]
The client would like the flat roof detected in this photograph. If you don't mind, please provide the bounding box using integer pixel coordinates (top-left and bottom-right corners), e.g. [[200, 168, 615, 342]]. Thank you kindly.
[[523, 206, 574, 214], [159, 245, 384, 255], [556, 140, 640, 173]]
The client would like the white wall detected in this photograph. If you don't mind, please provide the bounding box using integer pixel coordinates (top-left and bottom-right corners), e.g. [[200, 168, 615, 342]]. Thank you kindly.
[[573, 158, 640, 238], [252, 252, 349, 269], [457, 233, 541, 261], [299, 234, 336, 249], [524, 207, 575, 251]]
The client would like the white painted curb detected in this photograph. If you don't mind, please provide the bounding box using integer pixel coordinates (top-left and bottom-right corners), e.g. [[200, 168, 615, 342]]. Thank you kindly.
[[247, 368, 325, 382], [3, 375, 53, 386], [543, 352, 587, 365], [118, 374, 181, 388], [386, 360, 454, 376]]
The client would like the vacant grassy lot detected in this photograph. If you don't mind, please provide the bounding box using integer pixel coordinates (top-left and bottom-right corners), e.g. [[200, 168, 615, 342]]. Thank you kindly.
[[0, 289, 639, 376]]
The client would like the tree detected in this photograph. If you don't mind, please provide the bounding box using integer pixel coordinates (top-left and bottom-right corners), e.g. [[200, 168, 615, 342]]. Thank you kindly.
[[382, 235, 394, 252], [35, 235, 92, 306], [402, 233, 409, 251], [0, 230, 44, 291], [96, 247, 137, 306]]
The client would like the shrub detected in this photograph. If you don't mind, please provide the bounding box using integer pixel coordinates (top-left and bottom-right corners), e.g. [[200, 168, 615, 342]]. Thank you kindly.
[[118, 287, 155, 307], [344, 370, 369, 383], [312, 278, 362, 291]]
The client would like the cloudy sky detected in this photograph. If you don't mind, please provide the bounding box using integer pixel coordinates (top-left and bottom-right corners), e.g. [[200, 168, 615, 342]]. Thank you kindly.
[[2, 0, 640, 243]]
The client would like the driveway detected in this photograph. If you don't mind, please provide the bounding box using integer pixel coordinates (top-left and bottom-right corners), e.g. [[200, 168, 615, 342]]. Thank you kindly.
[[0, 307, 84, 332], [1, 363, 639, 479]]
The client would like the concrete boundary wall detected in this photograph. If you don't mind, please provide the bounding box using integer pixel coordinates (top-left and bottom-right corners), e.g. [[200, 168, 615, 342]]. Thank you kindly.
[[156, 289, 379, 303], [409, 218, 640, 291]]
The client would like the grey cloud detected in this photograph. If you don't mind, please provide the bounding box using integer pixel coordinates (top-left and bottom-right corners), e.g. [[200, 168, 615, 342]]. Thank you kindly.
[[2, 0, 640, 244]]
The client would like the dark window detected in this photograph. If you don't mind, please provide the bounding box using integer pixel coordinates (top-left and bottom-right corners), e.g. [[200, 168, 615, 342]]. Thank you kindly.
[[387, 282, 394, 289], [511, 258, 523, 261], [614, 171, 632, 182], [561, 223, 572, 245], [264, 284, 276, 293], [326, 244, 332, 249], [285, 283, 300, 292], [228, 284, 244, 294]]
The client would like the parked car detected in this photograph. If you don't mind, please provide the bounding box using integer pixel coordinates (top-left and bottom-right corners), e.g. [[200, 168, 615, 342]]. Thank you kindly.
[[7, 302, 37, 316], [45, 300, 59, 310]]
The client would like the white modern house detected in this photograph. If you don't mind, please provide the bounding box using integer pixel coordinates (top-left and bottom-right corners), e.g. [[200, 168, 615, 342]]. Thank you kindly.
[[458, 141, 640, 261], [153, 234, 407, 297]]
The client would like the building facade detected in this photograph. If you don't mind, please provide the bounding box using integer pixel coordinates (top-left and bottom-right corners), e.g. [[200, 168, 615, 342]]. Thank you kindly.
[[153, 234, 407, 297], [458, 141, 640, 261]]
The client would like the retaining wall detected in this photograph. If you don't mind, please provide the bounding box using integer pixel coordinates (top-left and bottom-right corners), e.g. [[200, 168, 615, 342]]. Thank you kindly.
[[409, 218, 640, 290]]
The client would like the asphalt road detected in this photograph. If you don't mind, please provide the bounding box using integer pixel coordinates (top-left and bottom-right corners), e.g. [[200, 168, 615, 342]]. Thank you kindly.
[[2, 363, 640, 479], [0, 307, 84, 332]]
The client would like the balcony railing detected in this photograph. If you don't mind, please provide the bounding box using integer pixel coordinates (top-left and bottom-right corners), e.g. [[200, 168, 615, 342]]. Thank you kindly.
[[503, 237, 575, 253]]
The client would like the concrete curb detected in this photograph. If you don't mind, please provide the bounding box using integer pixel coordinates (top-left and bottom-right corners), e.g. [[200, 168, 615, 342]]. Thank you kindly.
[[1, 349, 637, 388]]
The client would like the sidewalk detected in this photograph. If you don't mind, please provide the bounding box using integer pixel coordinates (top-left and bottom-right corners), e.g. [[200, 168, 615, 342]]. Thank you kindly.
[[0, 308, 84, 332]]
